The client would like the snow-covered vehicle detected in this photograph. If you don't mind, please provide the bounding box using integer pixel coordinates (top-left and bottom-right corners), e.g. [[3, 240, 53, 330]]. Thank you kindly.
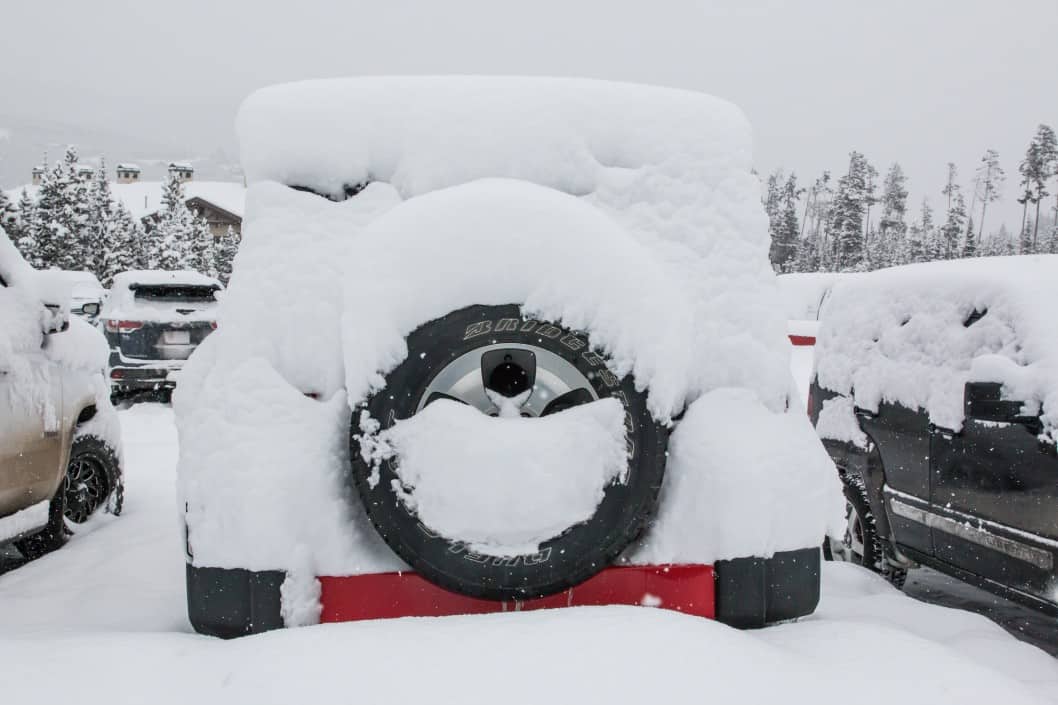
[[101, 270, 220, 400], [36, 270, 106, 324], [176, 77, 841, 637], [810, 256, 1058, 613], [0, 229, 123, 558]]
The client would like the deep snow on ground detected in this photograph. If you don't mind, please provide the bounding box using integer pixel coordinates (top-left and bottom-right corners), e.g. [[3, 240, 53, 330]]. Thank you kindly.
[[0, 403, 1056, 705]]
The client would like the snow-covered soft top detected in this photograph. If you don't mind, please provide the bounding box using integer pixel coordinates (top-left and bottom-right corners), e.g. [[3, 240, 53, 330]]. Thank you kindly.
[[815, 255, 1058, 441], [232, 76, 788, 420], [103, 270, 221, 324], [237, 76, 753, 201]]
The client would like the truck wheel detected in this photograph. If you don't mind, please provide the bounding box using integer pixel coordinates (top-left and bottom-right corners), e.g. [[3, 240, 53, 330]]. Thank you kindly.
[[63, 434, 123, 526], [824, 475, 907, 588], [350, 304, 668, 601]]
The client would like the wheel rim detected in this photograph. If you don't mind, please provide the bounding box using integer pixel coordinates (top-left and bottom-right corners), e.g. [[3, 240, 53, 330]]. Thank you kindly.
[[827, 500, 867, 565], [417, 343, 598, 418], [64, 455, 109, 524]]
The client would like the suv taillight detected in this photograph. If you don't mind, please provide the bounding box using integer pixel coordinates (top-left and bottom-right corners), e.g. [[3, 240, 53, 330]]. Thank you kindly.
[[105, 319, 144, 333]]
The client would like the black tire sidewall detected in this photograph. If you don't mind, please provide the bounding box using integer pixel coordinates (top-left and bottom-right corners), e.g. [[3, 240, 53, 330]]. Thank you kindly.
[[350, 304, 668, 601], [66, 434, 124, 523]]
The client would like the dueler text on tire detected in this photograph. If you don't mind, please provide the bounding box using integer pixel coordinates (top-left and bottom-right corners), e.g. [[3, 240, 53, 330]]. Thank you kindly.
[[350, 304, 668, 601]]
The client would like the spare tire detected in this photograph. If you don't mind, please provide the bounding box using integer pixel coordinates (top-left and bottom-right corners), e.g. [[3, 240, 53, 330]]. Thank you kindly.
[[350, 304, 668, 600]]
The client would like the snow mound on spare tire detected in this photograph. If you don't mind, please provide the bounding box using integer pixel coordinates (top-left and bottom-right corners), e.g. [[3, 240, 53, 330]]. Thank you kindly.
[[341, 178, 695, 420], [361, 398, 628, 556], [176, 77, 843, 587]]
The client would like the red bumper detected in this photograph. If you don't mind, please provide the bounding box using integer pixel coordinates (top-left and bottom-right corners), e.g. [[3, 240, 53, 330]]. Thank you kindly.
[[319, 564, 715, 622]]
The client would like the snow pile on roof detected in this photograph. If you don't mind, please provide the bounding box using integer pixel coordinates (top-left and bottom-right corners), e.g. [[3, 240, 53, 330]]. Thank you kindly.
[[815, 256, 1058, 439], [177, 77, 841, 576]]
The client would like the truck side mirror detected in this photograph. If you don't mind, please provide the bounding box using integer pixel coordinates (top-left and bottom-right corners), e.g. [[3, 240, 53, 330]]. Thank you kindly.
[[964, 382, 1022, 423], [81, 302, 100, 317]]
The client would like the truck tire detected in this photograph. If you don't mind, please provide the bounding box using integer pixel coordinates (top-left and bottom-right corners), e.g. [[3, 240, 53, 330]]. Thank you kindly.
[[63, 434, 123, 526], [350, 304, 668, 601], [824, 474, 907, 588]]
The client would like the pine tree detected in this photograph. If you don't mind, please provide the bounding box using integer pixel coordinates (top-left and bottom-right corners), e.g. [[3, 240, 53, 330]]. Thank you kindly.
[[768, 172, 802, 271], [150, 173, 196, 270], [765, 169, 785, 270], [101, 203, 146, 285], [940, 192, 967, 259], [877, 163, 909, 268], [83, 158, 115, 279], [1019, 218, 1034, 254], [829, 152, 871, 270], [920, 198, 941, 262], [962, 215, 977, 258], [0, 189, 16, 233], [974, 149, 1005, 243], [188, 209, 215, 276], [214, 225, 241, 284], [13, 189, 40, 266], [34, 147, 92, 270], [1017, 125, 1058, 249], [1029, 125, 1057, 248]]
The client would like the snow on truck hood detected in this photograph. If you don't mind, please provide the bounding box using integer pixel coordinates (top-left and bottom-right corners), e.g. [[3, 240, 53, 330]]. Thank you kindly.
[[816, 255, 1058, 441], [175, 77, 842, 576]]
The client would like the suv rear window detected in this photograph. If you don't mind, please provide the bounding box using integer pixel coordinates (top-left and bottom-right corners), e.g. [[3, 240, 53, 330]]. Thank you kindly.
[[131, 284, 218, 303]]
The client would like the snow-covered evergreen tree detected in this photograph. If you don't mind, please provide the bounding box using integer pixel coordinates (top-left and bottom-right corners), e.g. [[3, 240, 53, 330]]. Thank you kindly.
[[1019, 218, 1035, 254], [83, 159, 115, 278], [101, 203, 147, 285], [34, 147, 92, 270], [13, 189, 40, 266], [940, 191, 967, 259], [974, 149, 1004, 244], [188, 209, 216, 276], [962, 215, 977, 257], [875, 163, 909, 267], [828, 152, 871, 270], [767, 172, 801, 271], [214, 225, 241, 285], [150, 173, 196, 270]]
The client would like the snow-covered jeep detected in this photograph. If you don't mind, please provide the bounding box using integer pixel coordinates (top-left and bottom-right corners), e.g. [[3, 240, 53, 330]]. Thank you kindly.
[[176, 77, 842, 637], [1, 230, 123, 558]]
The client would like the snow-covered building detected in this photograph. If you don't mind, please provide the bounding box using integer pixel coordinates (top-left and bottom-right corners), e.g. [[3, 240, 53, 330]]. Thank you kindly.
[[31, 166, 44, 186], [168, 162, 194, 183], [116, 163, 141, 183]]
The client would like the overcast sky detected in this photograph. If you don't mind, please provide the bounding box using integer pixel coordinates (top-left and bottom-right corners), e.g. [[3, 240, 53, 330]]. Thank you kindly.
[[3, 0, 1057, 231]]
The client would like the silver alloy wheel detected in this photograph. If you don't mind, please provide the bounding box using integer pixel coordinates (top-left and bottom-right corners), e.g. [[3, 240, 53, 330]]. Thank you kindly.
[[827, 500, 867, 564], [417, 342, 598, 417], [64, 456, 109, 524]]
